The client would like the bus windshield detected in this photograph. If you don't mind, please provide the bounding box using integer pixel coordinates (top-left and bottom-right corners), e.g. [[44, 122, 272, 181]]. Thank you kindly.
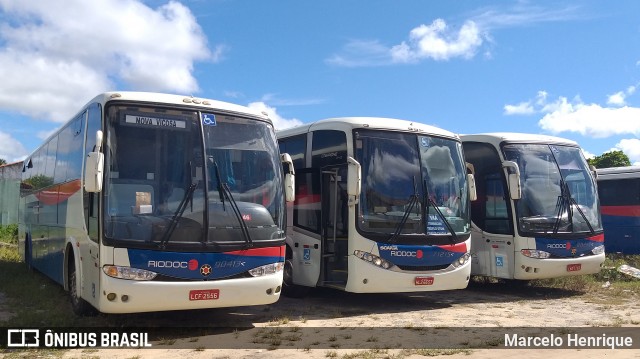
[[503, 144, 602, 236], [104, 104, 284, 248], [355, 130, 471, 244]]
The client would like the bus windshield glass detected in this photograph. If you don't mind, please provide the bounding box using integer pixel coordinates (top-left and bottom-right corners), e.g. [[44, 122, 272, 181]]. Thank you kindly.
[[104, 105, 284, 248], [203, 114, 285, 245], [503, 144, 602, 236], [355, 130, 471, 244]]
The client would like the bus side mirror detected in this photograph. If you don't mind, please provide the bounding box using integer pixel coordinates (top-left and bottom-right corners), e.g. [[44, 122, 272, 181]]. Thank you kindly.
[[347, 156, 361, 205], [467, 173, 477, 201], [281, 153, 295, 202], [502, 160, 521, 200], [85, 130, 104, 193]]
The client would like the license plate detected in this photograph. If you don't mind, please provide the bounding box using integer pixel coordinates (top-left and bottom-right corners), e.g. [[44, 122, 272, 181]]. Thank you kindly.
[[415, 276, 434, 285], [189, 289, 220, 301], [567, 264, 581, 272]]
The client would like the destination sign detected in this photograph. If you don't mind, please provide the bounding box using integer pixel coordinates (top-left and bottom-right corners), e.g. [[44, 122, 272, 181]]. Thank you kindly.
[[125, 115, 186, 129]]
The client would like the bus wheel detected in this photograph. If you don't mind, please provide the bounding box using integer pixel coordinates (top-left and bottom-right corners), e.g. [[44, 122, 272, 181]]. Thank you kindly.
[[282, 259, 310, 298], [68, 259, 95, 316]]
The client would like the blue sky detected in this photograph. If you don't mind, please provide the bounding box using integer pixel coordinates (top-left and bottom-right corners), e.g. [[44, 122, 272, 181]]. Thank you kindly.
[[1, 0, 639, 164]]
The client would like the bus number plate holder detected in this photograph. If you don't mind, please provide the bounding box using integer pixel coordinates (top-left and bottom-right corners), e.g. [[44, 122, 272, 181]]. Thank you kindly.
[[567, 264, 581, 272], [189, 289, 220, 301], [414, 276, 434, 285]]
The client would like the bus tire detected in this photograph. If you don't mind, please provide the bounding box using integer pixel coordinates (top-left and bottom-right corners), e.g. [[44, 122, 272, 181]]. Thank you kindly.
[[282, 259, 310, 298], [68, 255, 95, 316]]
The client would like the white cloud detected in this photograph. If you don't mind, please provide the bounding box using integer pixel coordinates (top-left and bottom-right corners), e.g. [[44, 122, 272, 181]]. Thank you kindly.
[[327, 19, 484, 66], [247, 102, 303, 130], [504, 101, 535, 115], [390, 19, 483, 63], [614, 138, 640, 165], [538, 101, 640, 138], [0, 0, 217, 122], [0, 131, 28, 162], [505, 89, 640, 138], [607, 91, 626, 106], [327, 6, 580, 67], [606, 85, 636, 106]]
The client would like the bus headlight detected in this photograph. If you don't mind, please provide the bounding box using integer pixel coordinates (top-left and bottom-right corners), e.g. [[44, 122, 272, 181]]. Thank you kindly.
[[591, 245, 605, 255], [353, 250, 394, 270], [103, 265, 157, 281], [248, 262, 284, 277], [521, 249, 551, 259], [451, 253, 471, 268]]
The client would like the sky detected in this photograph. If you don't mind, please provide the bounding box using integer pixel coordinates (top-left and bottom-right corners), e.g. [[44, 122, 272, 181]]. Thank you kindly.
[[0, 0, 639, 165]]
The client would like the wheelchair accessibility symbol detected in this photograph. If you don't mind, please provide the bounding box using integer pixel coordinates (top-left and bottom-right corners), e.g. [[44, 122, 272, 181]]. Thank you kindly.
[[202, 113, 216, 126], [495, 256, 504, 267]]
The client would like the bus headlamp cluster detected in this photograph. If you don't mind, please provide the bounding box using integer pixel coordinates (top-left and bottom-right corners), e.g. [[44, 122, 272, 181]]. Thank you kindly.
[[248, 262, 284, 277], [591, 245, 605, 255], [103, 265, 158, 281], [521, 249, 551, 259], [353, 250, 393, 269], [451, 253, 471, 268]]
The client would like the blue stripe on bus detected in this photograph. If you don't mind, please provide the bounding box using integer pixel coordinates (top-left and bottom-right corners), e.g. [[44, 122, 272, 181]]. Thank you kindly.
[[534, 237, 603, 257], [127, 249, 283, 280], [376, 243, 465, 267]]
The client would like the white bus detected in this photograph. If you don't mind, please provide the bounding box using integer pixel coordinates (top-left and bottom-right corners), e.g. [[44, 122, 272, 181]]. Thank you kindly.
[[596, 166, 640, 254], [277, 117, 476, 296], [461, 133, 604, 280], [18, 92, 295, 314]]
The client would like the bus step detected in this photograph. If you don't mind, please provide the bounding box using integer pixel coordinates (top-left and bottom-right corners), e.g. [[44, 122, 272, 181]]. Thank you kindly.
[[323, 282, 346, 291]]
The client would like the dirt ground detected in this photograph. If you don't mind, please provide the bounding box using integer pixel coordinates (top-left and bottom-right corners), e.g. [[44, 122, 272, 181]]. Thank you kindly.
[[46, 281, 640, 359]]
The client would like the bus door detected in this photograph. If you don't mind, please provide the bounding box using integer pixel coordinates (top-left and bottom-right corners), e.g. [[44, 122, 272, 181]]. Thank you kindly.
[[321, 167, 349, 288], [471, 173, 514, 278], [289, 168, 322, 287], [80, 106, 102, 305], [82, 190, 101, 305]]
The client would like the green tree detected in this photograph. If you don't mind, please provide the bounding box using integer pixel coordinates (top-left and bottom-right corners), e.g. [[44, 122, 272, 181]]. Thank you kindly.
[[0, 158, 6, 166], [587, 150, 631, 169]]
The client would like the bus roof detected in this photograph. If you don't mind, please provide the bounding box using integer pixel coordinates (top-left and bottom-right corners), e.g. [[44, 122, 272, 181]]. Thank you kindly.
[[26, 92, 271, 159], [460, 132, 579, 147], [91, 92, 269, 121], [596, 166, 640, 180], [277, 117, 459, 140]]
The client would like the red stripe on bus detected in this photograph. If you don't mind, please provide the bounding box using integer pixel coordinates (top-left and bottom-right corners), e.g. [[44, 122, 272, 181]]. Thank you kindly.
[[34, 179, 82, 205], [600, 205, 640, 217], [587, 233, 604, 242], [436, 241, 468, 253], [226, 245, 285, 257]]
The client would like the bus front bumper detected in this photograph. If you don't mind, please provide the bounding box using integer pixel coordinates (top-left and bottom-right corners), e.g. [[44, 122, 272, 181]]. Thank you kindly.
[[96, 273, 283, 313]]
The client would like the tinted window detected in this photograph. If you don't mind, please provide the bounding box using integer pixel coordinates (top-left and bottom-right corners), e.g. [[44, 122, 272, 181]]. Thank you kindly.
[[599, 179, 640, 206], [279, 134, 306, 169], [311, 130, 347, 169]]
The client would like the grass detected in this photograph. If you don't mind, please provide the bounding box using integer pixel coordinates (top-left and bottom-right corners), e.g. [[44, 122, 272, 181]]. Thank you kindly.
[[529, 254, 640, 294]]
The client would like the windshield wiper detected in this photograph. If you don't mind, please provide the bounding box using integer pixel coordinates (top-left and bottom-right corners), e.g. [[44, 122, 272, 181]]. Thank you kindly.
[[553, 179, 595, 235], [423, 179, 458, 243], [158, 183, 198, 249], [210, 158, 252, 246], [388, 177, 419, 243], [212, 160, 225, 211], [219, 182, 253, 247]]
